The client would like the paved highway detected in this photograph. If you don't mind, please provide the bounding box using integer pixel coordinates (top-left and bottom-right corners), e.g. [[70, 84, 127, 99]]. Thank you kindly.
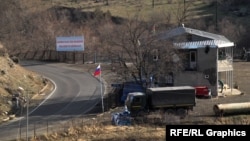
[[0, 61, 103, 140]]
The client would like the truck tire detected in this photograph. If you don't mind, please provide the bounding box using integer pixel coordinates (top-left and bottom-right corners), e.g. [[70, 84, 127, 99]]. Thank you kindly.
[[135, 110, 147, 124], [177, 108, 187, 119], [166, 109, 175, 115]]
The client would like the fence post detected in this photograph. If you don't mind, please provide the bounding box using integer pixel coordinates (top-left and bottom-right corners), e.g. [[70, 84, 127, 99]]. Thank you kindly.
[[73, 51, 76, 64], [47, 121, 49, 136], [49, 50, 51, 61], [65, 52, 67, 62], [19, 124, 21, 140], [34, 123, 36, 139], [82, 52, 85, 64], [57, 51, 59, 61]]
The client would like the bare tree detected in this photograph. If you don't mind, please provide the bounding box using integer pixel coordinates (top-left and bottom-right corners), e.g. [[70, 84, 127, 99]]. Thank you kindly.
[[171, 0, 194, 26], [99, 13, 183, 86], [148, 8, 172, 32], [0, 0, 24, 51], [0, 0, 50, 54]]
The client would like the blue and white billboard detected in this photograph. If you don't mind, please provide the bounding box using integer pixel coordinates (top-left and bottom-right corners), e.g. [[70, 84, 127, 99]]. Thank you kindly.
[[56, 36, 84, 51]]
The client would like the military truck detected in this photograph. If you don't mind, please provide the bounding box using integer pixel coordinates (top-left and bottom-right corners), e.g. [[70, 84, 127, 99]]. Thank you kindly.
[[125, 86, 196, 118]]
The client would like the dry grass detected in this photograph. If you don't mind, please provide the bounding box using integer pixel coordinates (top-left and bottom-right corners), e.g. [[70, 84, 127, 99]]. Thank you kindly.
[[33, 125, 165, 141], [214, 115, 250, 125], [25, 110, 250, 141], [27, 112, 166, 141]]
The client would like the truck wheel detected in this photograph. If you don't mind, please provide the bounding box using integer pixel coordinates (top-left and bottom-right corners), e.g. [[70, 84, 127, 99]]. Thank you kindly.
[[135, 111, 147, 123], [166, 109, 175, 115], [177, 108, 187, 119]]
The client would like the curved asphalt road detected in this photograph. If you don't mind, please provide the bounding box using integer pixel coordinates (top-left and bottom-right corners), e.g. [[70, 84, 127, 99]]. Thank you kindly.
[[0, 61, 103, 140]]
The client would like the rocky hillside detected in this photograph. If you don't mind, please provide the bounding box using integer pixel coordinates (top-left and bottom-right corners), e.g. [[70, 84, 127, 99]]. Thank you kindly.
[[0, 43, 48, 124]]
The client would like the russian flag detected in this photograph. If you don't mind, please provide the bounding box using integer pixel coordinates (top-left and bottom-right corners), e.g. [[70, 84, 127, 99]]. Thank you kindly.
[[93, 64, 101, 77]]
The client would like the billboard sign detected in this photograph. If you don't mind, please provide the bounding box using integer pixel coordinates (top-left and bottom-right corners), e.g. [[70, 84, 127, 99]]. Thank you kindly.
[[56, 36, 84, 51]]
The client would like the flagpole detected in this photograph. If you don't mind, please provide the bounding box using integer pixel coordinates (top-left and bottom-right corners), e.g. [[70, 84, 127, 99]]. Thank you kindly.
[[99, 66, 104, 113]]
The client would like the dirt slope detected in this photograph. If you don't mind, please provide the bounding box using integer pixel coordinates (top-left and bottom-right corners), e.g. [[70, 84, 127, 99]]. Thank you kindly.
[[0, 43, 48, 124]]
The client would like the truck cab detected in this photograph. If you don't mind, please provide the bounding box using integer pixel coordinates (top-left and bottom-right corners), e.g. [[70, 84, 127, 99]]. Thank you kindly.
[[125, 92, 147, 116]]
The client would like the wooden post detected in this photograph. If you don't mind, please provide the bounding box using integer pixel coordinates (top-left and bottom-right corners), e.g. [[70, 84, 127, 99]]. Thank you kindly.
[[82, 52, 85, 64], [19, 124, 21, 140], [47, 121, 49, 136], [34, 123, 36, 139], [73, 51, 76, 64]]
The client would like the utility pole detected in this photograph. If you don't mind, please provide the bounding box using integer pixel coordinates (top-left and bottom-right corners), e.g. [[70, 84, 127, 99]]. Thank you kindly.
[[215, 0, 218, 31], [26, 91, 29, 141], [18, 86, 29, 141]]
